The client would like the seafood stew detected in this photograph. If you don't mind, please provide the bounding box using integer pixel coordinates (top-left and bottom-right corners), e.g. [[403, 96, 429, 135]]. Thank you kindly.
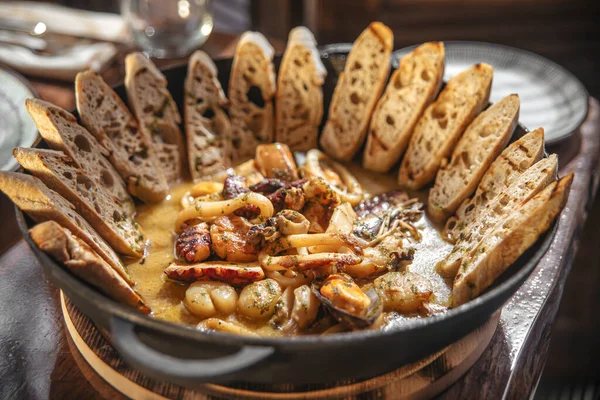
[[128, 145, 454, 337]]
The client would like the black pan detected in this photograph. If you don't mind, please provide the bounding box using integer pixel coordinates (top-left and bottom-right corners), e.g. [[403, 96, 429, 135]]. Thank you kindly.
[[16, 45, 557, 388]]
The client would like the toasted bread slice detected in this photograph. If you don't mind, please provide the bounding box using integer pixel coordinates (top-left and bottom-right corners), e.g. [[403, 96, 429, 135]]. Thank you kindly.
[[320, 22, 393, 162], [14, 147, 145, 257], [30, 221, 149, 313], [275, 26, 327, 151], [125, 52, 185, 182], [363, 42, 445, 172], [0, 172, 131, 284], [453, 173, 573, 306], [437, 154, 558, 277], [24, 98, 134, 215], [184, 50, 232, 180], [444, 128, 545, 242], [428, 94, 520, 223], [399, 63, 494, 190], [228, 31, 276, 162], [75, 70, 168, 203]]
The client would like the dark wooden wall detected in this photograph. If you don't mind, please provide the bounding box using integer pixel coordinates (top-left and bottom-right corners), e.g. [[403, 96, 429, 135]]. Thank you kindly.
[[307, 0, 599, 97]]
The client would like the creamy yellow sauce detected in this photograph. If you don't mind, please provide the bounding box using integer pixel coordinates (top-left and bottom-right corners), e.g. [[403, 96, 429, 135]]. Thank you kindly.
[[126, 166, 453, 333]]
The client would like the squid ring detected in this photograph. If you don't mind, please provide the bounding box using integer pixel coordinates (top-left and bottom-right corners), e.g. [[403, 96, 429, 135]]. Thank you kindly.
[[304, 149, 364, 206], [175, 192, 274, 230], [259, 233, 363, 271], [190, 181, 224, 197], [265, 269, 313, 288]]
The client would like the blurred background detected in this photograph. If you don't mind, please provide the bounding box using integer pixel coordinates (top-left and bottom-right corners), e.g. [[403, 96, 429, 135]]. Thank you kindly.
[[2, 0, 599, 397], [58, 0, 599, 99]]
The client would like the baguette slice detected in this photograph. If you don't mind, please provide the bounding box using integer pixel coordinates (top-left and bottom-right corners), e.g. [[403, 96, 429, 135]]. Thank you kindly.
[[125, 52, 185, 182], [30, 221, 149, 313], [444, 128, 545, 242], [437, 154, 558, 277], [453, 173, 573, 306], [14, 147, 145, 257], [228, 31, 276, 162], [320, 22, 393, 162], [184, 50, 232, 180], [0, 172, 131, 285], [363, 42, 445, 172], [275, 26, 327, 151], [399, 63, 494, 190], [428, 94, 520, 223], [75, 70, 168, 203], [24, 98, 135, 215]]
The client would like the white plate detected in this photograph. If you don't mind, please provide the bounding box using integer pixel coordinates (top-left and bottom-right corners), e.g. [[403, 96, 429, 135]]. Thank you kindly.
[[0, 67, 39, 171], [393, 41, 589, 144]]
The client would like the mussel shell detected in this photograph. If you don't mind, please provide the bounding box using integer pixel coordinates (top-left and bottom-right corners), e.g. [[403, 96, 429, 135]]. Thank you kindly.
[[311, 278, 383, 329]]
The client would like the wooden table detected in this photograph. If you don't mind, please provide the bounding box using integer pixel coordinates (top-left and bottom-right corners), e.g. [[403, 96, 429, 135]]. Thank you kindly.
[[0, 31, 599, 399]]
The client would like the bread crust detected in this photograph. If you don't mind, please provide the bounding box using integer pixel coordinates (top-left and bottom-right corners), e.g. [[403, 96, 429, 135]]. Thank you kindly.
[[444, 128, 545, 242], [363, 42, 445, 172], [25, 98, 135, 215], [428, 94, 520, 223], [75, 70, 168, 203], [320, 22, 393, 162], [0, 172, 132, 284], [275, 27, 326, 151], [184, 50, 232, 181], [30, 221, 149, 313], [125, 52, 186, 182], [14, 147, 145, 258], [437, 154, 558, 277], [399, 63, 494, 190], [228, 31, 276, 162], [453, 173, 573, 306]]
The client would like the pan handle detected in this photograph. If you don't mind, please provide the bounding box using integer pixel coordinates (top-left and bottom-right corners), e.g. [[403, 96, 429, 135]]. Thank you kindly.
[[109, 316, 274, 381]]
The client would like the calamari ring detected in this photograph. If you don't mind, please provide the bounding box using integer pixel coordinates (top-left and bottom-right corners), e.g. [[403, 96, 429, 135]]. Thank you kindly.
[[175, 192, 274, 230], [190, 181, 224, 197], [265, 269, 313, 288], [259, 233, 363, 271], [304, 149, 364, 206]]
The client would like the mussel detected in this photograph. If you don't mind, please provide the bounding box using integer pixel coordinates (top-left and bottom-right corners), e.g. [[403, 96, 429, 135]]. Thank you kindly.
[[312, 273, 383, 329]]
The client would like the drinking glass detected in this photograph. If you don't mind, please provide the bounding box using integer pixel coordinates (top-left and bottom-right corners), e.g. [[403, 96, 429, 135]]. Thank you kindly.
[[121, 0, 213, 59]]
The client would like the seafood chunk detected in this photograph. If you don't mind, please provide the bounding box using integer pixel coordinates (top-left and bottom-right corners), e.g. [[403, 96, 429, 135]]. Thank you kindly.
[[249, 178, 289, 193], [255, 143, 299, 181], [190, 181, 224, 197], [269, 286, 295, 328], [374, 271, 433, 313], [250, 178, 308, 213], [176, 223, 211, 263], [302, 177, 341, 232], [291, 284, 320, 329], [210, 216, 263, 261], [268, 186, 306, 213], [302, 149, 364, 205], [345, 233, 414, 278], [184, 281, 238, 318], [164, 261, 265, 284], [353, 197, 423, 241], [265, 269, 314, 289], [197, 318, 259, 336], [233, 159, 265, 186], [313, 273, 382, 328], [353, 190, 411, 219], [260, 233, 362, 271], [270, 284, 320, 332], [237, 279, 283, 320], [222, 174, 249, 199], [273, 210, 310, 235]]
